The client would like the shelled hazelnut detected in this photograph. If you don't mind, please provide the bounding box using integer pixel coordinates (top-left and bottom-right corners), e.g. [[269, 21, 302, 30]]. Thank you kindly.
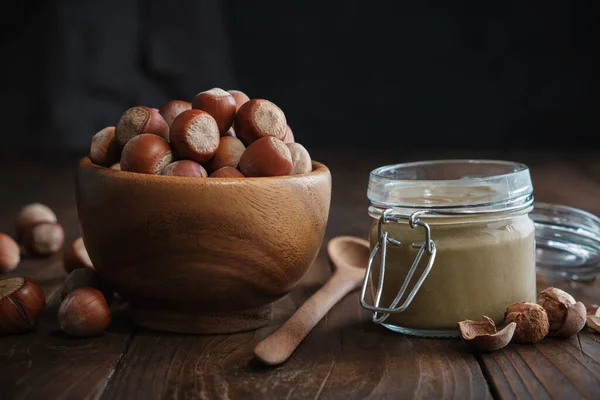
[[0, 233, 20, 273], [63, 237, 93, 273], [234, 99, 287, 145], [58, 287, 111, 337], [121, 134, 173, 174], [161, 160, 207, 177], [192, 88, 237, 134], [239, 137, 293, 177], [170, 109, 220, 163], [209, 136, 245, 172], [159, 100, 192, 127], [115, 106, 169, 147], [0, 277, 46, 335], [90, 126, 120, 167], [22, 222, 64, 257], [15, 203, 57, 241]]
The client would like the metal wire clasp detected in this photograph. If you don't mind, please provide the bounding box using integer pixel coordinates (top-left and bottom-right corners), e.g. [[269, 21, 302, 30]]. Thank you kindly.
[[360, 209, 437, 324]]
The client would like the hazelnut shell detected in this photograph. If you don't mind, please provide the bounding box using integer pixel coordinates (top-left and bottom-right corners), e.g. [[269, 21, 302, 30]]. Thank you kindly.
[[458, 316, 516, 352], [504, 302, 550, 344], [587, 314, 600, 333], [553, 301, 586, 337], [537, 287, 576, 333]]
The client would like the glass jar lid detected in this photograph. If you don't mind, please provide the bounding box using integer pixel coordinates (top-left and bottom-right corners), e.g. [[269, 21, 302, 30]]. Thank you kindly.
[[368, 160, 533, 213], [532, 202, 600, 281]]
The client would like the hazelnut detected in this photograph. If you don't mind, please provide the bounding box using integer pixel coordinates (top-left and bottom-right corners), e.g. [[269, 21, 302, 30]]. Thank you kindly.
[[158, 100, 192, 127], [239, 136, 293, 177], [234, 99, 287, 146], [58, 287, 111, 337], [587, 308, 600, 333], [161, 160, 207, 177], [115, 106, 169, 148], [192, 88, 237, 134], [504, 302, 549, 343], [90, 126, 120, 167], [210, 166, 245, 178], [283, 124, 295, 143], [222, 127, 236, 138], [60, 269, 113, 304], [228, 89, 250, 111], [121, 134, 173, 174], [15, 203, 57, 241], [458, 316, 516, 352], [170, 109, 220, 163], [0, 277, 46, 334], [209, 136, 245, 172], [286, 143, 312, 174], [0, 233, 20, 273], [537, 287, 586, 337], [22, 222, 64, 257], [63, 237, 93, 273]]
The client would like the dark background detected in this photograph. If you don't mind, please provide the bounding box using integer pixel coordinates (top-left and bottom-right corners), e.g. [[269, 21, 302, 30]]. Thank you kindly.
[[1, 0, 598, 152]]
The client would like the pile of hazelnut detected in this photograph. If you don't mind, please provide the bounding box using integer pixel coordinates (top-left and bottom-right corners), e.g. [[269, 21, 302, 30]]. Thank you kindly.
[[458, 287, 600, 352], [90, 88, 312, 177], [1, 203, 112, 338]]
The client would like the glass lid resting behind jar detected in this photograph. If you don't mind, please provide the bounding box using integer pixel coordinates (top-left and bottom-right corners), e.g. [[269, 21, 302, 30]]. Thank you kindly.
[[362, 160, 535, 327]]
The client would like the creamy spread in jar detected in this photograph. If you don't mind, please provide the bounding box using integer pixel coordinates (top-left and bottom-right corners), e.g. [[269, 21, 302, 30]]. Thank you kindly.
[[361, 160, 537, 337]]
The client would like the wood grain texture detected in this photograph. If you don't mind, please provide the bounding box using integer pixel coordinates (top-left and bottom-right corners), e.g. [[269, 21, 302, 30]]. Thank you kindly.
[[76, 157, 331, 333]]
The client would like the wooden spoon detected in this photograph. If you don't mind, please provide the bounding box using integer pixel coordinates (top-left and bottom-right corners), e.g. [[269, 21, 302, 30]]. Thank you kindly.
[[254, 235, 370, 365]]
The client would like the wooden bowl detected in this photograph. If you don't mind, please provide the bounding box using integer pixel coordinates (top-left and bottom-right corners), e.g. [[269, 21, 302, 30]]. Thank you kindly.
[[76, 157, 331, 334]]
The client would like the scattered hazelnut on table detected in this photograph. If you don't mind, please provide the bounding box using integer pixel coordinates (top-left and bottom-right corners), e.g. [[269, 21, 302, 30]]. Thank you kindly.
[[158, 100, 192, 127], [161, 160, 207, 177], [458, 316, 516, 352], [210, 166, 245, 178], [90, 126, 120, 167], [60, 269, 113, 304], [170, 109, 220, 163], [15, 203, 57, 241], [120, 134, 173, 174], [0, 277, 46, 335], [234, 99, 287, 145], [0, 233, 20, 273], [115, 106, 170, 147], [58, 287, 111, 337], [537, 287, 586, 337], [192, 88, 237, 135], [63, 237, 93, 273], [22, 222, 64, 257], [239, 136, 293, 177], [504, 302, 549, 343]]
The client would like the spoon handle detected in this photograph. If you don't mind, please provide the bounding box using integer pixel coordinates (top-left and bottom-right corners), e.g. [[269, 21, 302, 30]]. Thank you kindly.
[[254, 273, 361, 366]]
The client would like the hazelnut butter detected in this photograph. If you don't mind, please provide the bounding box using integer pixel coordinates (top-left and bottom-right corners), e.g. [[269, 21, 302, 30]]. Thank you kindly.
[[361, 160, 537, 337]]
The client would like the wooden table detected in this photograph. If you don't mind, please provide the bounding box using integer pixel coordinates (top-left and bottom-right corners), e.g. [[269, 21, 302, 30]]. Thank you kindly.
[[1, 149, 599, 399]]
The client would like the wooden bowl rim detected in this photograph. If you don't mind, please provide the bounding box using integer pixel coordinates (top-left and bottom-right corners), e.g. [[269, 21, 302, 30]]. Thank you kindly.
[[79, 157, 330, 182]]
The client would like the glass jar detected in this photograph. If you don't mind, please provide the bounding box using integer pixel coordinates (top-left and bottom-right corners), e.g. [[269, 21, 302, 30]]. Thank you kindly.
[[360, 160, 536, 337]]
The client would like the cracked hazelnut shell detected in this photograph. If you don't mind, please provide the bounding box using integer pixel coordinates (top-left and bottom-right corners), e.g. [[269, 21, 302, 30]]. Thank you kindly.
[[0, 277, 46, 334], [458, 316, 516, 352], [537, 287, 586, 337], [504, 302, 549, 343]]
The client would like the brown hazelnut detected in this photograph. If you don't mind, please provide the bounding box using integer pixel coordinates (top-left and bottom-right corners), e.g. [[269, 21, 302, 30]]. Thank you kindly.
[[120, 133, 173, 174], [170, 109, 220, 163], [0, 277, 46, 334], [15, 203, 57, 241], [60, 269, 113, 304], [0, 233, 20, 273], [90, 126, 120, 167], [161, 160, 207, 177], [22, 222, 64, 257], [63, 237, 93, 273], [283, 124, 295, 143], [158, 100, 192, 127], [228, 89, 250, 111], [504, 302, 549, 343], [239, 136, 293, 177], [209, 136, 245, 172], [286, 143, 312, 174], [222, 127, 236, 138], [537, 287, 586, 337], [458, 316, 516, 352], [209, 166, 245, 178], [192, 88, 237, 134], [58, 287, 111, 337], [234, 99, 287, 145], [115, 106, 169, 148]]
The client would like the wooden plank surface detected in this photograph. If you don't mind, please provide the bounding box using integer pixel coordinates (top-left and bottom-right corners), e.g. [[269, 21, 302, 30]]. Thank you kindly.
[[1, 150, 599, 400]]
